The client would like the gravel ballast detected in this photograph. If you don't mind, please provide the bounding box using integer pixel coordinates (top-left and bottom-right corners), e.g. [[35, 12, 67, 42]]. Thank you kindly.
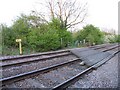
[[2, 44, 119, 89], [69, 53, 118, 88]]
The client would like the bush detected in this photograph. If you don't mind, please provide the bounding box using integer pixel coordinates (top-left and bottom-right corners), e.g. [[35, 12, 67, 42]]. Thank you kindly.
[[28, 27, 60, 52], [108, 35, 120, 43], [76, 24, 105, 45]]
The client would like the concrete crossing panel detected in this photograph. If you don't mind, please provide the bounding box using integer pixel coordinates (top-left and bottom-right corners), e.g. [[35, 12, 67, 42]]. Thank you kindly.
[[70, 48, 111, 66]]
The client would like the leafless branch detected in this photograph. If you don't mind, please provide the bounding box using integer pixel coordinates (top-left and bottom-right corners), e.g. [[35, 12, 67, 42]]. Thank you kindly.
[[35, 0, 88, 29]]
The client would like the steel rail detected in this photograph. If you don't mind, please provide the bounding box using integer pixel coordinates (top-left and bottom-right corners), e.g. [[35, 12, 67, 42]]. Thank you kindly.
[[0, 43, 119, 89], [92, 50, 120, 69], [52, 66, 93, 89], [1, 44, 119, 86], [1, 49, 69, 61], [103, 45, 120, 52], [52, 50, 119, 89], [91, 43, 117, 50], [89, 43, 109, 48], [1, 44, 119, 68], [1, 43, 115, 61], [0, 43, 116, 66], [0, 58, 80, 86], [89, 43, 117, 48], [1, 53, 71, 68], [99, 44, 119, 52], [70, 45, 120, 61]]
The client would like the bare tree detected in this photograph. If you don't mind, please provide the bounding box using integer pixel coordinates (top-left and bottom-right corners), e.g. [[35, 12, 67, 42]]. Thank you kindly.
[[33, 0, 87, 29]]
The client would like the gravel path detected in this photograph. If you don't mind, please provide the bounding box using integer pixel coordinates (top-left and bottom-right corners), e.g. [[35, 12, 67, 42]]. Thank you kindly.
[[69, 53, 119, 88]]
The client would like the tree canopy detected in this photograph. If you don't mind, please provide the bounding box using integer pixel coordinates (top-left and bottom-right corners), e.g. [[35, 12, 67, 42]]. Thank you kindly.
[[2, 14, 72, 54], [32, 0, 87, 29], [76, 24, 105, 45]]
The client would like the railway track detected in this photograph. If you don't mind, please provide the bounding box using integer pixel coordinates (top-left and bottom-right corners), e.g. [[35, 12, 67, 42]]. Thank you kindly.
[[1, 43, 119, 78], [53, 51, 119, 89], [1, 43, 116, 62], [1, 43, 116, 69], [1, 49, 71, 61], [89, 43, 117, 49], [1, 51, 71, 68], [1, 43, 119, 89], [2, 54, 77, 78]]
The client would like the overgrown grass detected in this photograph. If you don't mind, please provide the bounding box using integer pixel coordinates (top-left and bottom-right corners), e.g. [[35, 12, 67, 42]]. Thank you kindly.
[[2, 43, 93, 56], [2, 46, 36, 56]]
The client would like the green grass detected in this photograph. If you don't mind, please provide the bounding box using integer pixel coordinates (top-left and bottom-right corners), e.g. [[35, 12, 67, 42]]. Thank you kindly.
[[2, 46, 39, 56], [2, 46, 19, 56], [2, 44, 88, 56]]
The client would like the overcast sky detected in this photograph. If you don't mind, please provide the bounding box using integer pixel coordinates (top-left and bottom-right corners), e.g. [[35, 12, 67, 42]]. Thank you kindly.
[[0, 0, 119, 33]]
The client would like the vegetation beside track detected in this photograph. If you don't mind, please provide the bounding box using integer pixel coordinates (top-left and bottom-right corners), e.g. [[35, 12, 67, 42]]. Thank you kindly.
[[0, 0, 119, 56], [1, 14, 120, 56]]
